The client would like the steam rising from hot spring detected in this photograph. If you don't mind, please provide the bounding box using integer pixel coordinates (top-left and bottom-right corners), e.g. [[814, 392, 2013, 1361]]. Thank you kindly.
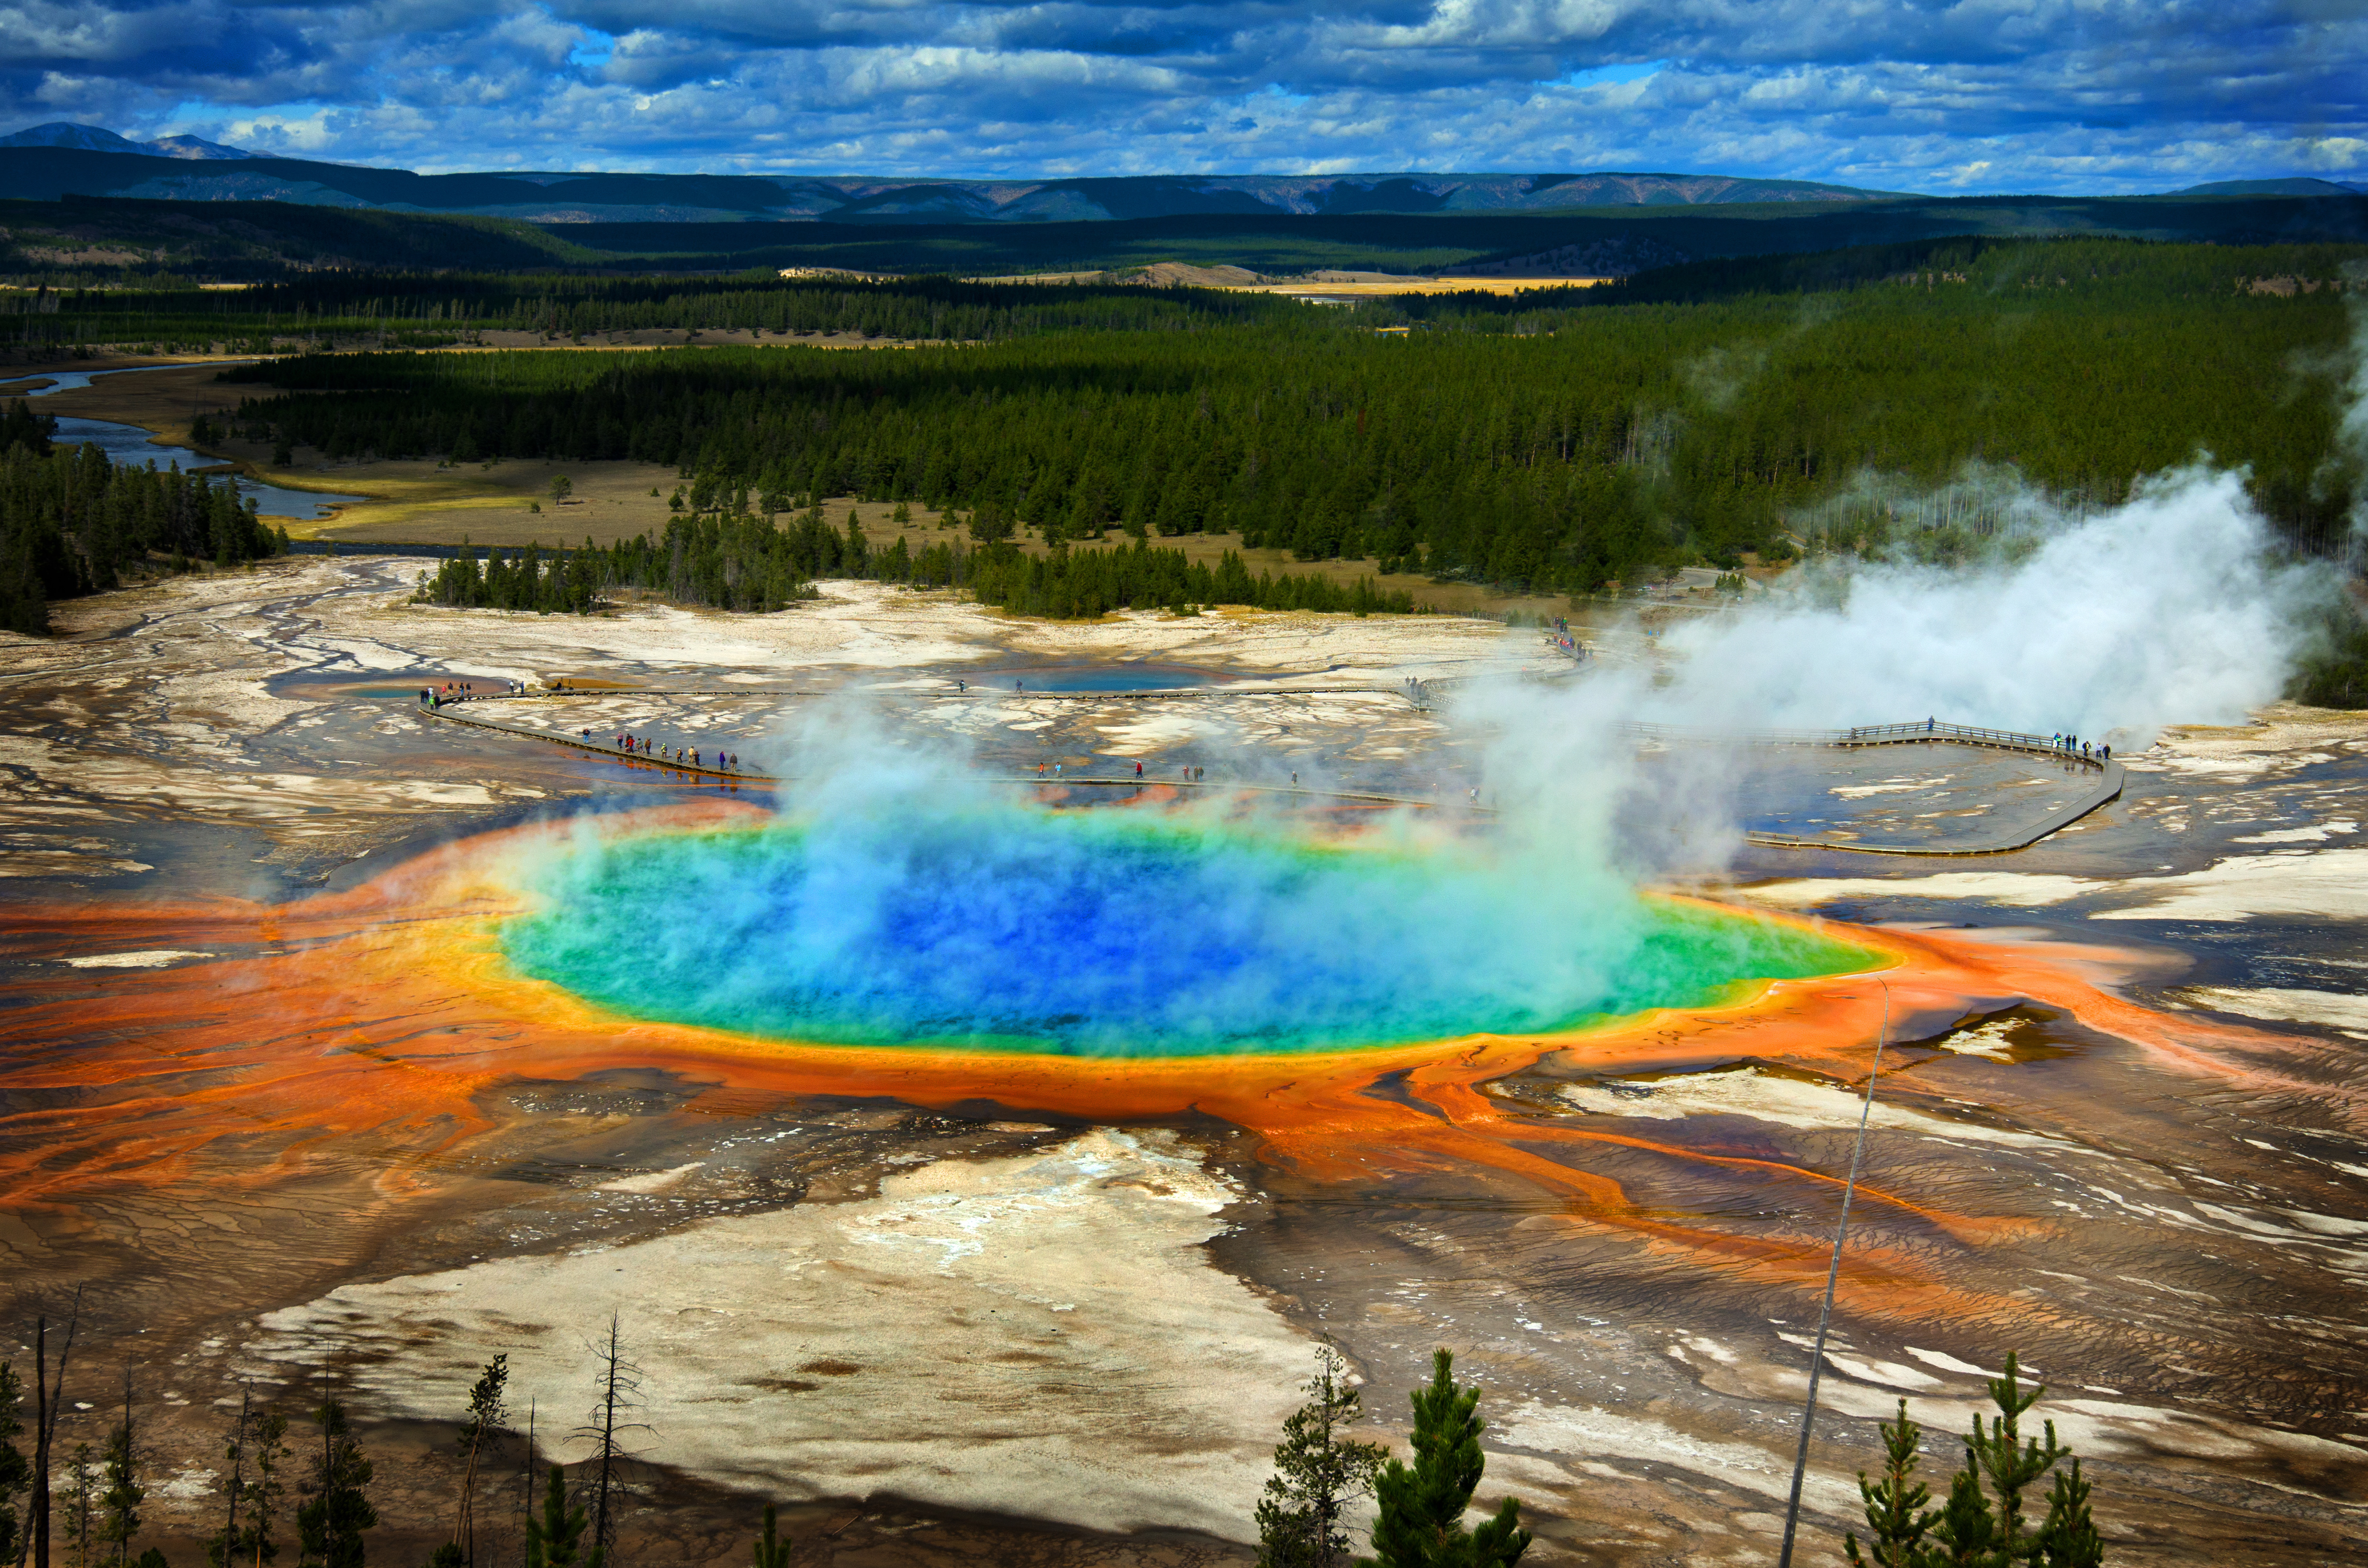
[[1658, 468, 2333, 738], [1451, 452, 2360, 879], [503, 735, 1866, 1056]]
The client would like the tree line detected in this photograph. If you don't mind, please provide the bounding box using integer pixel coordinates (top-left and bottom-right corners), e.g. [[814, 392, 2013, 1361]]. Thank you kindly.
[[220, 237, 2363, 600], [0, 1303, 2106, 1568], [1252, 1344, 2104, 1568], [0, 403, 288, 635], [7, 1303, 655, 1568], [968, 538, 1419, 618], [416, 514, 1419, 620], [1, 273, 1305, 357], [1383, 234, 2368, 316]]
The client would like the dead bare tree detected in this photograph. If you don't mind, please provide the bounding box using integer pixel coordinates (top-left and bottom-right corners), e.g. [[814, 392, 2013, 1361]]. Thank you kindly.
[[516, 1398, 534, 1568], [569, 1319, 649, 1567], [25, 1288, 84, 1568], [209, 1390, 250, 1568]]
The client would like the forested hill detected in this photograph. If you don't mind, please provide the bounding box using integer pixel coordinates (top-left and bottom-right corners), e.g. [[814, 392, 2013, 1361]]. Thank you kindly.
[[5, 188, 2367, 289], [217, 236, 2364, 595], [1496, 231, 2368, 309], [3, 273, 1305, 358], [0, 147, 1895, 221]]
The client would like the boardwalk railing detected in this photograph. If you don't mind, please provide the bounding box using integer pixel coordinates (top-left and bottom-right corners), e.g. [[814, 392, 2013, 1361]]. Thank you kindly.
[[1623, 717, 2109, 770], [414, 698, 2119, 856]]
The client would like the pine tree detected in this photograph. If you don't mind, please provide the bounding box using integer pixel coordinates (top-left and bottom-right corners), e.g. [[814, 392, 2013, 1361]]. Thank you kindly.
[[1256, 1347, 1386, 1568], [1360, 1350, 1529, 1568], [1924, 1466, 2001, 1568], [1844, 1400, 1938, 1568], [0, 1362, 27, 1565], [241, 1408, 291, 1568], [1891, 1351, 2106, 1568], [296, 1397, 376, 1568], [62, 1444, 96, 1568], [96, 1375, 142, 1568], [451, 1356, 509, 1568], [522, 1467, 598, 1568], [2037, 1458, 2103, 1568], [750, 1505, 789, 1568], [206, 1391, 251, 1568], [1943, 1353, 2071, 1565]]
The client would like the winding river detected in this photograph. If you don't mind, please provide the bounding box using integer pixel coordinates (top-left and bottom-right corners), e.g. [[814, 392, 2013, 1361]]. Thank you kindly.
[[7, 363, 365, 520]]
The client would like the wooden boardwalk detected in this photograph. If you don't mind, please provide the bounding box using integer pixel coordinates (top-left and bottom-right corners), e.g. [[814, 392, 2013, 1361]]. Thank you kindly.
[[416, 699, 1463, 809], [1626, 718, 2123, 856], [416, 699, 2118, 855]]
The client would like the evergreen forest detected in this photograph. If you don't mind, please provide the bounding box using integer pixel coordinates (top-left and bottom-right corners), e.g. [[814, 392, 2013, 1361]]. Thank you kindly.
[[0, 400, 288, 634], [417, 519, 1418, 618], [1, 272, 1304, 358], [215, 236, 2363, 600]]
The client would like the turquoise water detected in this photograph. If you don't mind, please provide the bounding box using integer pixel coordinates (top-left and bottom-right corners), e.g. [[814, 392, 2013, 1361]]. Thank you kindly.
[[503, 808, 1869, 1057], [970, 666, 1225, 691]]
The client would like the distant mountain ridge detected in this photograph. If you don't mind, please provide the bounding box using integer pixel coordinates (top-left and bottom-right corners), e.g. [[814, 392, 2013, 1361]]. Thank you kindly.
[[0, 121, 253, 161], [0, 126, 1903, 222], [2168, 177, 2368, 196]]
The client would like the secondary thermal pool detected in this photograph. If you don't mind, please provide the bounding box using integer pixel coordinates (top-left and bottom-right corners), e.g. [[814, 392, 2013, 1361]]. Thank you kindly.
[[501, 804, 1874, 1055]]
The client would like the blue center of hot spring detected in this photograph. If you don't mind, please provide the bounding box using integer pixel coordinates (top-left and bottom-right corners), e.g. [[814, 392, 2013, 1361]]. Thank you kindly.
[[503, 811, 1867, 1056]]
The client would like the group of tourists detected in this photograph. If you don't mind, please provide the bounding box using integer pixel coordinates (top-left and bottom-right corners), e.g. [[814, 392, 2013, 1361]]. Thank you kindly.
[[590, 729, 743, 772], [1030, 760, 1159, 781], [417, 679, 530, 707], [414, 675, 753, 775], [1543, 615, 1589, 660], [2052, 733, 2110, 763]]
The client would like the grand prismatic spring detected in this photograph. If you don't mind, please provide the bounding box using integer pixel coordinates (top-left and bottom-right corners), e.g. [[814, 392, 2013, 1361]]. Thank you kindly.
[[1, 530, 2365, 1566], [502, 803, 1875, 1055]]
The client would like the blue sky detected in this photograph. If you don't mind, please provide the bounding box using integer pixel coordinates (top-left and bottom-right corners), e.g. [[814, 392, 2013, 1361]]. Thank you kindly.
[[2, 0, 2362, 189]]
